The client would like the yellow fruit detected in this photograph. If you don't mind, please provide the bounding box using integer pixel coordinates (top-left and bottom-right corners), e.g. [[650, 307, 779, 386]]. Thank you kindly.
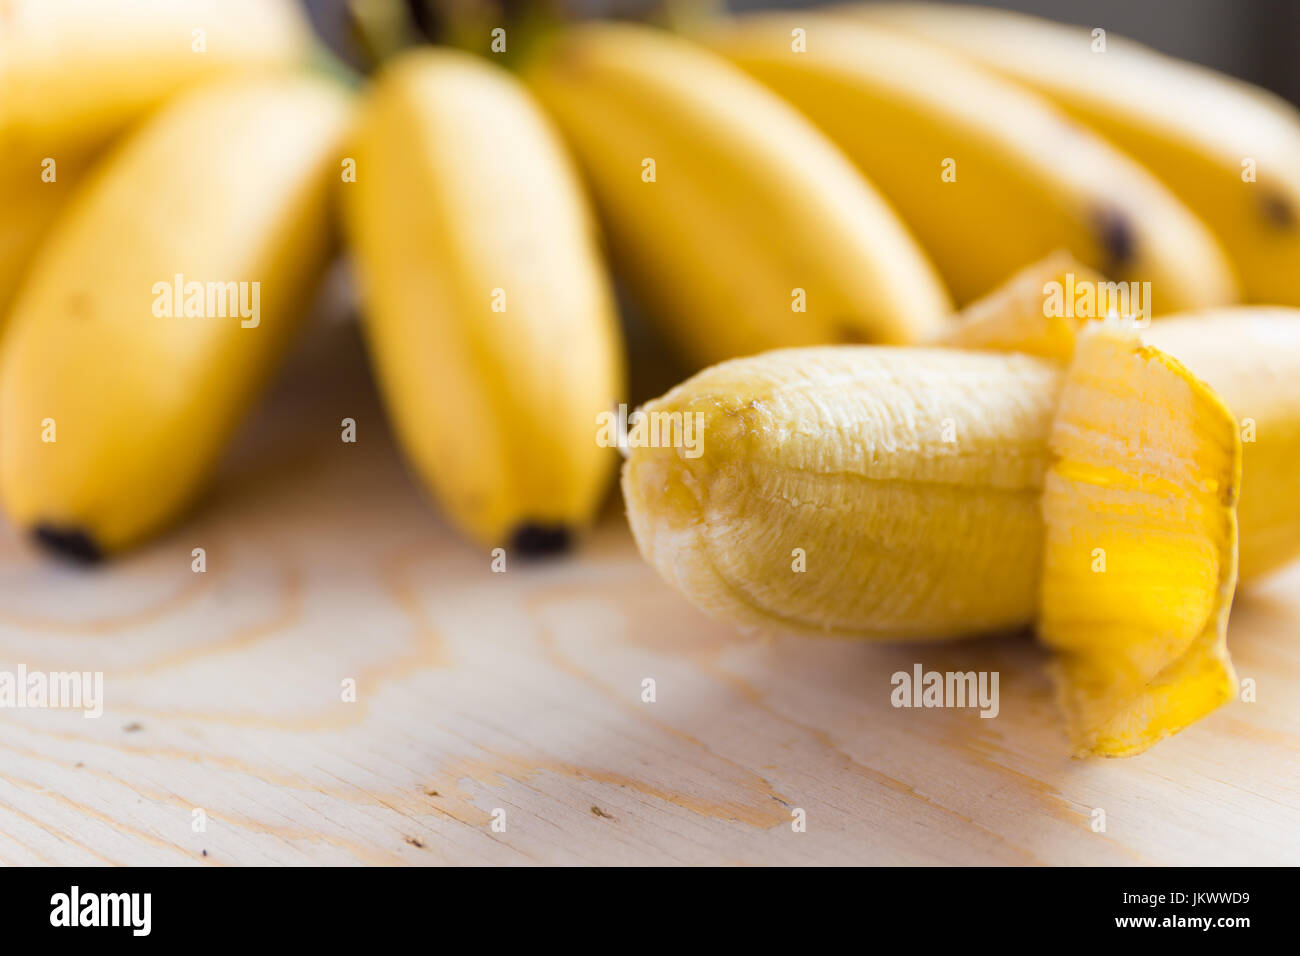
[[0, 0, 312, 322], [705, 12, 1239, 309], [522, 21, 952, 369], [344, 49, 624, 552], [622, 346, 1063, 639], [0, 75, 352, 558], [851, 1, 1300, 306], [623, 320, 1245, 754], [1040, 325, 1239, 756]]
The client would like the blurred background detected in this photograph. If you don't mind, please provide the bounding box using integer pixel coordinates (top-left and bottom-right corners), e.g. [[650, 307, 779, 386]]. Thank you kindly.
[[306, 0, 1300, 106]]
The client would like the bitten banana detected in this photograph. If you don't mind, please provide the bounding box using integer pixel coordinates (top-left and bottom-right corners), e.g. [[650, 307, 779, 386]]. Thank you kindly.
[[0, 75, 352, 558], [0, 0, 312, 323], [522, 21, 952, 368], [851, 2, 1300, 307], [344, 50, 624, 552], [705, 13, 1238, 309]]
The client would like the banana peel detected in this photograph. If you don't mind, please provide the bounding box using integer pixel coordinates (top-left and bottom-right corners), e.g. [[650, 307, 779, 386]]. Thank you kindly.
[[1039, 324, 1240, 756]]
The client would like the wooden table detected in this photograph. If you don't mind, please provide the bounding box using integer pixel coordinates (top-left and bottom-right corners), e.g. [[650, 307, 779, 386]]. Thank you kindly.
[[1, 310, 1297, 866]]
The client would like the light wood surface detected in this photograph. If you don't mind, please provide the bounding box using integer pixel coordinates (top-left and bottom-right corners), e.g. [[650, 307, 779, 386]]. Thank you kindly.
[[0, 309, 1297, 867]]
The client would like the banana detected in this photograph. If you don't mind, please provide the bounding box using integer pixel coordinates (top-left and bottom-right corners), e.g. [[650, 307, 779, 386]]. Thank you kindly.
[[622, 323, 1244, 754], [521, 21, 952, 369], [343, 50, 624, 553], [849, 2, 1300, 307], [0, 75, 352, 559], [704, 13, 1239, 310], [0, 0, 312, 322]]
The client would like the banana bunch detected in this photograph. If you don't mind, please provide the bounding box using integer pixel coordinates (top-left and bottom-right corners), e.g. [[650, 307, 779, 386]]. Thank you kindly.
[[4, 0, 1300, 756]]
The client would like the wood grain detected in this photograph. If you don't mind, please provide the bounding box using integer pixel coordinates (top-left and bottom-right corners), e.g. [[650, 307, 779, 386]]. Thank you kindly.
[[0, 309, 1296, 867]]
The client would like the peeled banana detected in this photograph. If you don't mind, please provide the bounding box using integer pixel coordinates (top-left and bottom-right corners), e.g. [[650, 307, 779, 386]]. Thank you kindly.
[[0, 0, 313, 322], [623, 316, 1248, 753], [705, 13, 1238, 310], [0, 75, 352, 558], [851, 2, 1300, 307], [522, 21, 952, 369], [343, 49, 624, 552]]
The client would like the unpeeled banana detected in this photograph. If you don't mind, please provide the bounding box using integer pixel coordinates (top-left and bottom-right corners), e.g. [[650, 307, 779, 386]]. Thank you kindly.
[[705, 13, 1238, 310], [343, 49, 624, 552], [851, 2, 1300, 307], [521, 21, 953, 369], [0, 0, 313, 323], [0, 75, 352, 558]]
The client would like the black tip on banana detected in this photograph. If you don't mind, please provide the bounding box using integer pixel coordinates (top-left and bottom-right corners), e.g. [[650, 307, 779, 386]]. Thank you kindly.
[[1093, 206, 1136, 268], [509, 523, 572, 558], [31, 525, 104, 565]]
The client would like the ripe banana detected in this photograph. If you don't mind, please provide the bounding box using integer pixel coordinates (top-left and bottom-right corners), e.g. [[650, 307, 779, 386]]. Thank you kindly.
[[343, 50, 624, 552], [622, 323, 1243, 754], [850, 2, 1300, 307], [0, 0, 313, 322], [0, 75, 352, 558], [521, 21, 952, 369], [704, 13, 1239, 310]]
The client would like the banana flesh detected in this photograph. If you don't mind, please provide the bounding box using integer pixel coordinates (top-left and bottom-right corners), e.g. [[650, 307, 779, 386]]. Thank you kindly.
[[851, 2, 1300, 306], [0, 75, 352, 558], [705, 13, 1238, 310], [344, 50, 624, 551], [622, 346, 1063, 639], [522, 21, 952, 369], [0, 0, 312, 323]]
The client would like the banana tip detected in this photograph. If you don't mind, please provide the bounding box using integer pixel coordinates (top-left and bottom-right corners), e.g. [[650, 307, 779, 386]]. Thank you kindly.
[[32, 525, 104, 565], [509, 523, 573, 558]]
